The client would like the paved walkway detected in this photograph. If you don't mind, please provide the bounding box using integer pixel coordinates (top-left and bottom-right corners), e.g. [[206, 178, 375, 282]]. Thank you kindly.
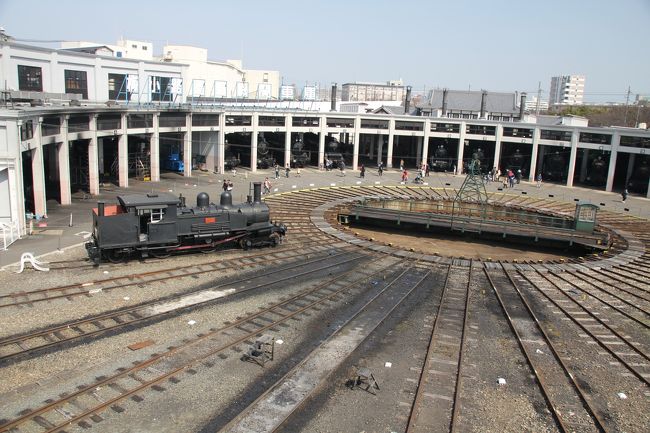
[[1, 167, 648, 268]]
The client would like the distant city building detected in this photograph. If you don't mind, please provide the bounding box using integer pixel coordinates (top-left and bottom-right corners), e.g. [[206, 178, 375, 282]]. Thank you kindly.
[[302, 85, 317, 101], [280, 85, 295, 100], [549, 75, 585, 106], [341, 80, 405, 102], [525, 95, 549, 112]]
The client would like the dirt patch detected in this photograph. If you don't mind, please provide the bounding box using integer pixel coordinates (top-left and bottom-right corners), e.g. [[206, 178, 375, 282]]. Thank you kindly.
[[349, 226, 574, 261]]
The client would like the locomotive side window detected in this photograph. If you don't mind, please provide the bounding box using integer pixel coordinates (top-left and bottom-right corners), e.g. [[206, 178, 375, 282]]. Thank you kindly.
[[151, 209, 164, 223]]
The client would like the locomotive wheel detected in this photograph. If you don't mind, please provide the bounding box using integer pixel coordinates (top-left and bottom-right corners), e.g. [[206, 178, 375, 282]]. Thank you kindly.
[[200, 240, 217, 254], [106, 249, 126, 263], [270, 233, 281, 247], [150, 249, 171, 259], [239, 239, 253, 250]]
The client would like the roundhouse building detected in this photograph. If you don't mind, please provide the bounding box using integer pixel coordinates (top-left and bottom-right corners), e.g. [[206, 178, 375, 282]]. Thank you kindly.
[[1, 42, 649, 244]]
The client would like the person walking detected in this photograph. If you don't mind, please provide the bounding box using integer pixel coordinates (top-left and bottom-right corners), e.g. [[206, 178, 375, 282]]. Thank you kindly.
[[296, 167, 301, 177], [360, 164, 365, 178], [274, 163, 280, 179], [378, 161, 383, 177], [536, 173, 542, 188], [263, 177, 271, 195], [622, 188, 628, 203], [340, 161, 346, 176], [425, 162, 430, 177], [285, 164, 290, 178], [400, 159, 405, 171]]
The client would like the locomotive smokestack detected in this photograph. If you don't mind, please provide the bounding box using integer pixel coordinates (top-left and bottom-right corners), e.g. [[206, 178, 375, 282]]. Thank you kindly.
[[404, 85, 412, 114], [179, 193, 186, 208], [519, 92, 527, 121], [253, 182, 262, 204], [330, 83, 337, 112], [97, 202, 105, 217], [480, 90, 487, 119], [442, 88, 448, 117]]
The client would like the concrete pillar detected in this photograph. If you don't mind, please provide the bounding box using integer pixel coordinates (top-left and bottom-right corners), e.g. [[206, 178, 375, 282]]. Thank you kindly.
[[352, 115, 360, 170], [387, 119, 395, 168], [150, 113, 160, 181], [33, 118, 46, 217], [579, 149, 589, 182], [284, 115, 292, 167], [421, 121, 431, 167], [456, 121, 467, 174], [184, 113, 192, 177], [88, 115, 100, 195], [377, 135, 384, 166], [251, 113, 259, 173], [493, 125, 503, 173], [605, 132, 619, 192], [217, 112, 226, 174], [318, 118, 325, 167], [118, 113, 128, 188], [58, 116, 72, 205], [528, 127, 540, 182], [565, 130, 579, 187]]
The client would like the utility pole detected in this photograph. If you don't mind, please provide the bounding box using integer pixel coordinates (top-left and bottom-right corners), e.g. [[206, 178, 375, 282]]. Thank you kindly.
[[623, 86, 631, 126], [535, 81, 542, 115]]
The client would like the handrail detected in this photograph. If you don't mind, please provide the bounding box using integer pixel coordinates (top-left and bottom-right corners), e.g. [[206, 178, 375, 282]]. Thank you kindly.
[[0, 220, 20, 251]]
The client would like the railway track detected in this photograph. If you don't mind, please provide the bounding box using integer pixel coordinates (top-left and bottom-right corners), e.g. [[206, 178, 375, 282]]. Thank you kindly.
[[0, 247, 369, 363], [484, 263, 608, 432], [405, 263, 472, 433], [2, 184, 649, 432], [0, 254, 401, 433], [0, 244, 334, 309]]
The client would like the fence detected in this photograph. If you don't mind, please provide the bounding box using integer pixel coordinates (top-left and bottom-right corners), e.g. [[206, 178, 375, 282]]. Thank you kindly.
[[0, 221, 20, 250]]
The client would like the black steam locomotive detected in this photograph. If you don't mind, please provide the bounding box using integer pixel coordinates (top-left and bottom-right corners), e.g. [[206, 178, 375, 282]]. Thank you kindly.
[[429, 144, 452, 172], [291, 136, 310, 168], [257, 134, 276, 169], [86, 182, 286, 263], [224, 142, 241, 170]]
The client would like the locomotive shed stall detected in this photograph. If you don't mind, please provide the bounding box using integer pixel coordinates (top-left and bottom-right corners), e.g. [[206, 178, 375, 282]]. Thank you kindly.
[[0, 168, 649, 433]]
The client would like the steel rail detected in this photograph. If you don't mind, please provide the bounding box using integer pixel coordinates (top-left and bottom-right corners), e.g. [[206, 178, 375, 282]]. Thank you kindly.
[[0, 248, 366, 363], [0, 255, 393, 433], [0, 244, 330, 309], [516, 269, 650, 385], [485, 265, 607, 433]]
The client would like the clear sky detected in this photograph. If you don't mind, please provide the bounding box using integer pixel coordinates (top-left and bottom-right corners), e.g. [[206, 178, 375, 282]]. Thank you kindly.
[[1, 0, 648, 102]]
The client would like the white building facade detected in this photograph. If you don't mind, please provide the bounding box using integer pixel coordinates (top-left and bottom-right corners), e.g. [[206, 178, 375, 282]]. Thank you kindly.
[[550, 75, 585, 106]]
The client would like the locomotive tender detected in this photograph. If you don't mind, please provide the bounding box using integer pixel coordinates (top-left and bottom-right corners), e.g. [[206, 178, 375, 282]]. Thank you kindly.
[[86, 182, 286, 263]]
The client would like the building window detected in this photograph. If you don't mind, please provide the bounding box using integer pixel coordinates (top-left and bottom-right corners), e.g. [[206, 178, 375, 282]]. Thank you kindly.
[[116, 52, 123, 58], [108, 73, 129, 100], [64, 70, 88, 99], [150, 76, 172, 101], [131, 44, 138, 49], [263, 73, 269, 83], [18, 65, 43, 91], [142, 46, 148, 51]]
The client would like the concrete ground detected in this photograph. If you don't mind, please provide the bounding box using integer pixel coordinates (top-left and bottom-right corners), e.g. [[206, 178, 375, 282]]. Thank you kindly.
[[1, 166, 648, 268]]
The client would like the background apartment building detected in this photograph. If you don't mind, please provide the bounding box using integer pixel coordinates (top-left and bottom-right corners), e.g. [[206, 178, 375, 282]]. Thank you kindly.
[[341, 80, 404, 102], [549, 74, 585, 106]]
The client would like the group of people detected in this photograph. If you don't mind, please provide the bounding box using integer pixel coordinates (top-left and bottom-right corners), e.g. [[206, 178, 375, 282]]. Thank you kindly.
[[274, 163, 301, 179], [222, 179, 234, 191]]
